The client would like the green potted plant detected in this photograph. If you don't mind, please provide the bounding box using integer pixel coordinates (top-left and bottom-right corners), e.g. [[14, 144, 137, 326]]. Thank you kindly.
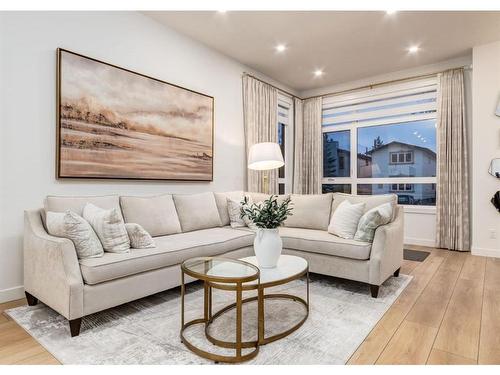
[[240, 195, 293, 268]]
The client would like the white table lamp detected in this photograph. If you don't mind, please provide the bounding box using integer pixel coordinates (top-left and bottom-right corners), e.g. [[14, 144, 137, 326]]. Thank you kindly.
[[248, 142, 284, 193]]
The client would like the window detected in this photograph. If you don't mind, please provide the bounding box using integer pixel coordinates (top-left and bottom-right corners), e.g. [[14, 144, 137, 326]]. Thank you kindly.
[[277, 94, 294, 194], [321, 78, 438, 206], [323, 130, 350, 178], [322, 184, 352, 194], [390, 151, 413, 164]]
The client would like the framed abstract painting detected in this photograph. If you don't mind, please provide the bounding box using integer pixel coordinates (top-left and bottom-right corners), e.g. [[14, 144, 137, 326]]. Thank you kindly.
[[56, 48, 214, 181]]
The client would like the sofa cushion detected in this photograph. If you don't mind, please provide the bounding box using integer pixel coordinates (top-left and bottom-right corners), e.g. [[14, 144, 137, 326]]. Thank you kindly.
[[173, 192, 222, 232], [246, 193, 290, 204], [43, 195, 121, 225], [284, 193, 333, 230], [331, 193, 397, 219], [120, 194, 181, 237], [214, 191, 245, 226], [79, 227, 254, 285], [279, 227, 372, 260]]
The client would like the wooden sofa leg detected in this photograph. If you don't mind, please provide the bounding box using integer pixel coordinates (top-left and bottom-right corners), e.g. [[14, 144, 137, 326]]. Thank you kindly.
[[25, 291, 38, 306], [394, 268, 401, 277], [69, 318, 82, 337], [369, 284, 379, 298]]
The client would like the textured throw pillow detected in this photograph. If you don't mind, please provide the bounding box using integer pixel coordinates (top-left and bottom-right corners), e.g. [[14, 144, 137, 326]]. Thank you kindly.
[[125, 223, 155, 249], [227, 197, 247, 228], [328, 200, 366, 239], [214, 191, 245, 226], [83, 203, 130, 253], [46, 211, 104, 259], [354, 202, 394, 242]]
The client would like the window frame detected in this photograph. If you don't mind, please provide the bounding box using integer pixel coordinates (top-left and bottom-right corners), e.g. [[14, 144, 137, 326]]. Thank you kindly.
[[277, 93, 294, 194], [321, 77, 438, 210]]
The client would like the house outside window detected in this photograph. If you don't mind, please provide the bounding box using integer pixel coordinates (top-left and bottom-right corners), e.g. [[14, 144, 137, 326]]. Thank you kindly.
[[321, 77, 438, 206]]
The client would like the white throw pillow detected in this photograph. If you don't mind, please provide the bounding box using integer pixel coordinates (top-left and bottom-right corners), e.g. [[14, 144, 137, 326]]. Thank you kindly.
[[354, 203, 394, 242], [83, 203, 130, 253], [46, 211, 104, 259], [125, 223, 155, 249], [328, 200, 366, 239]]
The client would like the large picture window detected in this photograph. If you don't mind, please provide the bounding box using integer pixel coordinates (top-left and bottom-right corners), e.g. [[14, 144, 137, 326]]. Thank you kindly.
[[321, 78, 438, 206]]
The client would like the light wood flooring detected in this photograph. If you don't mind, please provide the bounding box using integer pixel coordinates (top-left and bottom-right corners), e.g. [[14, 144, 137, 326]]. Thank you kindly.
[[1, 245, 499, 365]]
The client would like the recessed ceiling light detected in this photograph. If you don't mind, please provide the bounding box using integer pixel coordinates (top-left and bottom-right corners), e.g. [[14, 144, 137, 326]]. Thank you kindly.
[[386, 10, 397, 15], [408, 45, 420, 54], [217, 10, 227, 14], [275, 44, 286, 53], [314, 69, 324, 77]]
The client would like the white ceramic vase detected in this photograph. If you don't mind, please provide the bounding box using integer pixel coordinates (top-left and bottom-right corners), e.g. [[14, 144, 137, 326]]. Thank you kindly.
[[253, 228, 282, 268]]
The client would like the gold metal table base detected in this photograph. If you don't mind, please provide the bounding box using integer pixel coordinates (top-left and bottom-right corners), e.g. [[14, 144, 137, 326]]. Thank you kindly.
[[204, 293, 309, 348], [180, 263, 309, 364]]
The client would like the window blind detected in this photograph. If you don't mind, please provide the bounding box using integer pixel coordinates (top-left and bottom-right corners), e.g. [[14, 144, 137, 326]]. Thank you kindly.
[[322, 77, 437, 127]]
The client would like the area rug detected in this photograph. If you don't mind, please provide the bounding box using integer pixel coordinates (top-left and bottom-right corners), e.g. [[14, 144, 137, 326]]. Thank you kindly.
[[6, 273, 411, 365], [404, 248, 431, 262]]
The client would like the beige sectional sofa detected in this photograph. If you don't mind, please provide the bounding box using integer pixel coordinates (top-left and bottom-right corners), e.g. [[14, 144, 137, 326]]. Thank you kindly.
[[23, 191, 404, 337]]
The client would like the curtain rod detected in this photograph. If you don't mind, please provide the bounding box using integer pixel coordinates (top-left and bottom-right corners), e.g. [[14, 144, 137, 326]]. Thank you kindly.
[[303, 64, 472, 100], [244, 64, 472, 101], [242, 72, 298, 99]]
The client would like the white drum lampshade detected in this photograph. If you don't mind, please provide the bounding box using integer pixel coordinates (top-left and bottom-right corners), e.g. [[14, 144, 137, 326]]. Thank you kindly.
[[248, 142, 284, 171]]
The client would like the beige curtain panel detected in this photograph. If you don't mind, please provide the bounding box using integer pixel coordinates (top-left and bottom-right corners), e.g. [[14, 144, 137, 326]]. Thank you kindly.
[[293, 97, 322, 194], [436, 68, 470, 251], [242, 75, 278, 194]]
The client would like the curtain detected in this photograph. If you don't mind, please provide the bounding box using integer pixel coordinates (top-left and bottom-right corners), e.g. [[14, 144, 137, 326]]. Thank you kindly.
[[292, 97, 322, 194], [242, 75, 278, 194], [436, 68, 470, 251]]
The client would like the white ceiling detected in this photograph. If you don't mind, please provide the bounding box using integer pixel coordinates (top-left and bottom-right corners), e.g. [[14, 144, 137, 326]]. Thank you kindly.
[[145, 11, 500, 91]]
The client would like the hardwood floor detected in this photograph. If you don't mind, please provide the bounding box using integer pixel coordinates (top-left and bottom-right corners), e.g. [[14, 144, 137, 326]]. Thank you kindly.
[[0, 246, 498, 365], [0, 299, 59, 365], [349, 246, 500, 364]]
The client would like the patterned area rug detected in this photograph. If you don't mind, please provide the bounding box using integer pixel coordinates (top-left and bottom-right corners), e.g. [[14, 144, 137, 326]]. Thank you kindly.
[[7, 273, 411, 365]]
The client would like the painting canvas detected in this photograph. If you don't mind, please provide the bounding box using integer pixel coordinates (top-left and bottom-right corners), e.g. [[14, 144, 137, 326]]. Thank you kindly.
[[57, 49, 214, 180]]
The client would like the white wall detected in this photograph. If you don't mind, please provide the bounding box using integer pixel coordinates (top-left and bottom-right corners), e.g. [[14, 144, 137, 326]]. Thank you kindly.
[[471, 41, 500, 258], [0, 11, 295, 302], [300, 56, 473, 248]]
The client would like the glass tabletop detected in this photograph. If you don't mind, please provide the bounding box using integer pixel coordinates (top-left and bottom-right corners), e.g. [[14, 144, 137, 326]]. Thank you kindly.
[[182, 257, 260, 282]]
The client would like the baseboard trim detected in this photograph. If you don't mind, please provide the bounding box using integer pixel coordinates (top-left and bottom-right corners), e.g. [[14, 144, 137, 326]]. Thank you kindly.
[[471, 247, 500, 258], [0, 285, 25, 304], [404, 237, 435, 247]]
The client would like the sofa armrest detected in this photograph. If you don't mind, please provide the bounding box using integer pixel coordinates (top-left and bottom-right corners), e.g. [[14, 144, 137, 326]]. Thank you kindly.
[[368, 205, 404, 285], [24, 209, 84, 319]]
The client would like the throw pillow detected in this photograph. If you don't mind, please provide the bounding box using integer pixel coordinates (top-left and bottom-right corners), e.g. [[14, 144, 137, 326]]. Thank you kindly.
[[83, 203, 130, 253], [354, 202, 394, 242], [227, 197, 247, 228], [46, 211, 104, 259], [125, 223, 155, 249], [328, 200, 366, 239]]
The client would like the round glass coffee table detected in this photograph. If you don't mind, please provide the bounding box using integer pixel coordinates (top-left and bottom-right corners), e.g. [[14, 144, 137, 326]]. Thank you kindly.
[[180, 255, 309, 363]]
